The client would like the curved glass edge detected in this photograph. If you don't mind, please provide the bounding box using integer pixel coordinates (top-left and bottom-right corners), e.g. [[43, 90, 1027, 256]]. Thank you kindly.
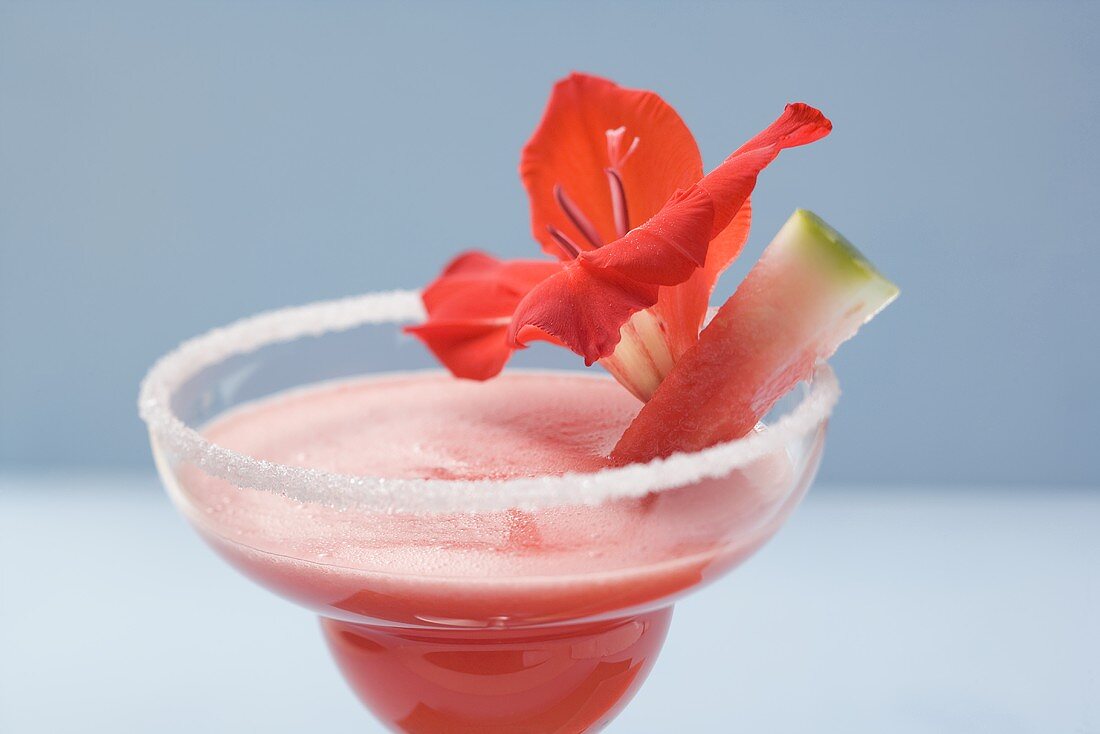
[[140, 290, 840, 513]]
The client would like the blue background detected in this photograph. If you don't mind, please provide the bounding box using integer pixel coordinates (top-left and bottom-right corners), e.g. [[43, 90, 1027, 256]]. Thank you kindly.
[[1, 1, 1098, 485]]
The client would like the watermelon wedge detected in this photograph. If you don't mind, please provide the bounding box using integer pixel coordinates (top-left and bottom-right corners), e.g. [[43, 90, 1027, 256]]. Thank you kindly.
[[611, 209, 898, 464]]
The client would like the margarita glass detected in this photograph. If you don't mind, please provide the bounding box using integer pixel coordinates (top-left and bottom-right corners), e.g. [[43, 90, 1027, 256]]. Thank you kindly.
[[139, 290, 837, 733]]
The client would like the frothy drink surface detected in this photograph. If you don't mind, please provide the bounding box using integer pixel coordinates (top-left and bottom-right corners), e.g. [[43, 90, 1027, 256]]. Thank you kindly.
[[176, 371, 795, 626], [205, 371, 641, 480]]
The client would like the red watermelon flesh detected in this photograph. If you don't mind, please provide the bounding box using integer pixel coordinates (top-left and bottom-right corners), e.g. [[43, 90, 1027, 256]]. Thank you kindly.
[[612, 210, 898, 464]]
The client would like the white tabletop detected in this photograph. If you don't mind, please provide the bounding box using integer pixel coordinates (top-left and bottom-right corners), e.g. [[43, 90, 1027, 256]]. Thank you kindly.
[[2, 475, 1096, 733]]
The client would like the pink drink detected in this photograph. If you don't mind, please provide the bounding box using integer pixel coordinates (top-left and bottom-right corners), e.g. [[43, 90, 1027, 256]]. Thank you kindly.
[[166, 371, 815, 732]]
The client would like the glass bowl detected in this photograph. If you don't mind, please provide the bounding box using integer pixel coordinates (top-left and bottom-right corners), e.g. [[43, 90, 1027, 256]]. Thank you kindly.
[[139, 290, 837, 733]]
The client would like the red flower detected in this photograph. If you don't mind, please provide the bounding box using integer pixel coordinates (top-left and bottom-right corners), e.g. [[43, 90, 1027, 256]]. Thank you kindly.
[[404, 252, 560, 380], [407, 73, 831, 399]]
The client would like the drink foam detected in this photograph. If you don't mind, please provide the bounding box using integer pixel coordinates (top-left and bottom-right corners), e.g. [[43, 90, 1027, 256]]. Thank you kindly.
[[204, 372, 640, 480], [166, 371, 812, 626], [140, 290, 839, 514]]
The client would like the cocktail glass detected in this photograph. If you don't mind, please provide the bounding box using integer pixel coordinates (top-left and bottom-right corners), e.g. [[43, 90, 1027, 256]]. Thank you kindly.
[[139, 290, 838, 733]]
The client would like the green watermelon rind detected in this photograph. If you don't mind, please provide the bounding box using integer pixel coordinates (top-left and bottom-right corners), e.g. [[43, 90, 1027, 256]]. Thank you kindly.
[[611, 208, 899, 463], [782, 209, 900, 316]]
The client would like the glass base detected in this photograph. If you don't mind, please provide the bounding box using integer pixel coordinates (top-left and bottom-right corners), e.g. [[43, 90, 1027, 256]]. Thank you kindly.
[[322, 607, 674, 733]]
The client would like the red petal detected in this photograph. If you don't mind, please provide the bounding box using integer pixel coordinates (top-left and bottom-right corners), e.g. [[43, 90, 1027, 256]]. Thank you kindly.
[[406, 252, 561, 380], [507, 186, 714, 364], [653, 201, 752, 359], [505, 103, 830, 372], [650, 103, 830, 357], [700, 103, 831, 237], [405, 320, 515, 381], [581, 186, 714, 285], [521, 72, 704, 259], [509, 261, 659, 366]]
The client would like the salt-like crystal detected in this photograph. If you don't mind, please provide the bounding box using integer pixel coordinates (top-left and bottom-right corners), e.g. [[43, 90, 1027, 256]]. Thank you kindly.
[[139, 290, 839, 514]]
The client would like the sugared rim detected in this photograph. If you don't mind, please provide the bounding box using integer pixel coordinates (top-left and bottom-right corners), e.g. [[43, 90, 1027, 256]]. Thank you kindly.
[[138, 290, 839, 513]]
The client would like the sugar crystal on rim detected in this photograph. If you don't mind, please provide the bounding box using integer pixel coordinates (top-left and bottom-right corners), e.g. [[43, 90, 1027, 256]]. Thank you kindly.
[[138, 290, 839, 514]]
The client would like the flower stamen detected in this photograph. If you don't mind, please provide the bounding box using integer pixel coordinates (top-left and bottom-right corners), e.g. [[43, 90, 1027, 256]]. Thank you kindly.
[[553, 184, 604, 249], [546, 224, 581, 259], [605, 126, 640, 170], [605, 167, 630, 239], [604, 127, 639, 239]]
